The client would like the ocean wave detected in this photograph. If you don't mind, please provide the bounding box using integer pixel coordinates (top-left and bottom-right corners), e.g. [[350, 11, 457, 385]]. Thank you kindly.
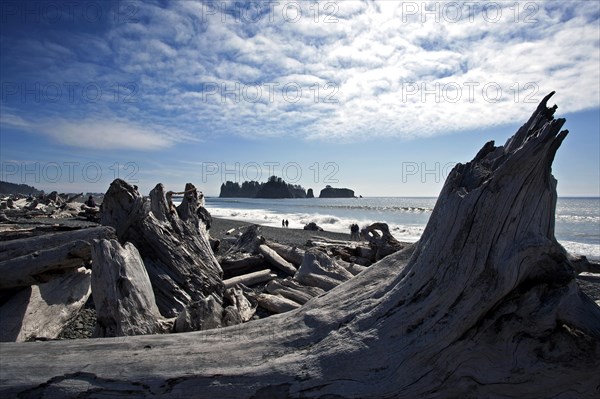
[[202, 201, 599, 259], [559, 241, 600, 261], [206, 206, 425, 242], [314, 204, 433, 213], [556, 214, 600, 224]]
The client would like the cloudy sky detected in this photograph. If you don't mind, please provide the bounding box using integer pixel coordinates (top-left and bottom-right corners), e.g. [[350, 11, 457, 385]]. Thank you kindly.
[[1, 0, 599, 196]]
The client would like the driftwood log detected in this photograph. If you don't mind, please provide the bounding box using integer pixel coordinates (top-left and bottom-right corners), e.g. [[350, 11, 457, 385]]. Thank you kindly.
[[101, 180, 223, 318], [1, 93, 600, 398], [360, 222, 403, 260], [268, 241, 306, 266], [220, 254, 265, 275], [294, 249, 354, 291], [91, 239, 173, 337], [257, 293, 302, 314], [0, 226, 115, 262], [0, 240, 91, 290], [223, 269, 277, 289], [265, 278, 324, 305], [258, 244, 297, 275], [0, 268, 91, 342], [223, 224, 265, 256]]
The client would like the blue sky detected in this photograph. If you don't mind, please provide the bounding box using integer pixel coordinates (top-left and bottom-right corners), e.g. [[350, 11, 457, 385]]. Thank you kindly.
[[1, 0, 599, 197]]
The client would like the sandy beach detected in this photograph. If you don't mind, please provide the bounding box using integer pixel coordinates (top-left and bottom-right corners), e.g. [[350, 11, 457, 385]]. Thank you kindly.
[[210, 217, 357, 249]]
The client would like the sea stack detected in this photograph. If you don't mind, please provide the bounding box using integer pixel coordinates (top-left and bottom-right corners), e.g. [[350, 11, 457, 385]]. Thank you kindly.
[[319, 185, 355, 198]]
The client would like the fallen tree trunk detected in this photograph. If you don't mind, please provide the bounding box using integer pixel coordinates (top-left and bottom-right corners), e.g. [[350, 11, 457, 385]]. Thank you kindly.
[[568, 254, 600, 274], [0, 226, 115, 262], [91, 239, 173, 337], [265, 279, 321, 305], [257, 293, 302, 314], [258, 244, 297, 275], [267, 241, 306, 266], [1, 93, 599, 398], [0, 240, 91, 290], [0, 267, 91, 342], [223, 269, 277, 289], [219, 254, 265, 275]]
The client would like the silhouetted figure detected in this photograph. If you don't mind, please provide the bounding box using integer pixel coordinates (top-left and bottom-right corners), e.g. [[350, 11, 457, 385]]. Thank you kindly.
[[285, 219, 289, 228], [282, 219, 286, 228], [350, 223, 360, 240], [85, 195, 97, 208]]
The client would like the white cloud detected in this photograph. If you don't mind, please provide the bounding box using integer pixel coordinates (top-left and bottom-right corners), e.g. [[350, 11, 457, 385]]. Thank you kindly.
[[3, 0, 599, 145]]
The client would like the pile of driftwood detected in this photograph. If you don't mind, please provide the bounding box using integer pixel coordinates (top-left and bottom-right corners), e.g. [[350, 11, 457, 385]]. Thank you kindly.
[[0, 191, 100, 221], [217, 221, 402, 315], [1, 93, 600, 398], [2, 178, 386, 342], [0, 225, 115, 341]]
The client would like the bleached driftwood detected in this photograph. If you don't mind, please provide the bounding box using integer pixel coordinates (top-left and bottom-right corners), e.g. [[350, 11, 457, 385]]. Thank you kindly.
[[223, 269, 277, 289], [294, 249, 354, 291], [266, 241, 305, 266], [174, 295, 223, 333], [0, 226, 115, 262], [257, 293, 301, 314], [265, 279, 321, 305], [219, 254, 265, 275], [91, 239, 172, 337], [224, 286, 256, 322], [224, 224, 265, 255], [0, 267, 91, 342], [568, 254, 600, 274], [258, 244, 297, 275], [1, 93, 600, 398], [0, 240, 91, 290], [101, 180, 223, 318], [345, 263, 368, 275], [360, 222, 403, 260]]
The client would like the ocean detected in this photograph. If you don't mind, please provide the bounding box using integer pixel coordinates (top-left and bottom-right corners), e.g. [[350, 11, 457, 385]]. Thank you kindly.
[[204, 197, 600, 261]]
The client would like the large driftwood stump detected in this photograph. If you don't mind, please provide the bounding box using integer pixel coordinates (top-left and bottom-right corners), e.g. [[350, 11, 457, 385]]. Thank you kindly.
[[1, 93, 599, 398], [91, 239, 172, 337], [100, 180, 223, 318]]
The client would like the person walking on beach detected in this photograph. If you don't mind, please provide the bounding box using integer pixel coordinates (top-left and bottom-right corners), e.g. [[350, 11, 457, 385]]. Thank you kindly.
[[285, 219, 289, 228], [282, 219, 285, 228], [350, 223, 360, 240]]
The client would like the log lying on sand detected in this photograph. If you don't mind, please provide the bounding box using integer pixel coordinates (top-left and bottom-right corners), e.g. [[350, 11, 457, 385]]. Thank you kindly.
[[257, 293, 302, 314], [0, 226, 115, 262], [267, 241, 305, 266], [220, 254, 265, 275], [265, 278, 324, 305], [223, 269, 277, 289], [568, 254, 600, 274], [1, 93, 600, 398], [101, 180, 223, 318], [0, 240, 91, 290], [0, 268, 91, 342], [258, 244, 297, 275], [91, 239, 173, 337]]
